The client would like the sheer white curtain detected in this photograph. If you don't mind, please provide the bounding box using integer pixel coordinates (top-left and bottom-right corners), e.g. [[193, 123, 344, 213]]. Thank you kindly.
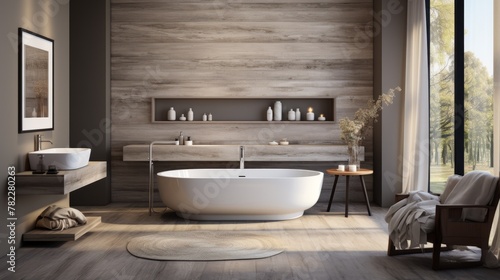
[[485, 0, 500, 268], [487, 202, 500, 267], [402, 0, 429, 193]]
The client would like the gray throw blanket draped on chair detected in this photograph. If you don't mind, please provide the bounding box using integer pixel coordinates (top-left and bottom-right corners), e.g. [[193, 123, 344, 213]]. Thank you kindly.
[[385, 191, 439, 249]]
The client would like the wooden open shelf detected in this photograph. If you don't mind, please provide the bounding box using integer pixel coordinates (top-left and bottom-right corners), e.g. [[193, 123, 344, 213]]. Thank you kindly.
[[23, 216, 101, 242]]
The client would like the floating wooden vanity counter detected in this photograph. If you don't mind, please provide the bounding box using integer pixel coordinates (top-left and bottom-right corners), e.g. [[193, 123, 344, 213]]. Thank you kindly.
[[123, 145, 364, 162], [16, 161, 107, 195]]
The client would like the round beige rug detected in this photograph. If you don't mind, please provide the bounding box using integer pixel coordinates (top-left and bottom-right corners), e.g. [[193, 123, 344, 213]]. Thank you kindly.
[[127, 231, 285, 261]]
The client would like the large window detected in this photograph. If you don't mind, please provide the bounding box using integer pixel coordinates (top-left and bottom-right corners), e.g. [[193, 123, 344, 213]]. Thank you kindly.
[[429, 0, 495, 193]]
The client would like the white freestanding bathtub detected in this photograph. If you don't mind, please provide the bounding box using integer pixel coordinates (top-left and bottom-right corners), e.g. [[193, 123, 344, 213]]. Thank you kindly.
[[157, 168, 324, 221]]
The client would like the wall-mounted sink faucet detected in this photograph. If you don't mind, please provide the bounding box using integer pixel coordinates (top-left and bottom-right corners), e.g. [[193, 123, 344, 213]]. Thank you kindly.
[[240, 146, 245, 169], [34, 134, 53, 151]]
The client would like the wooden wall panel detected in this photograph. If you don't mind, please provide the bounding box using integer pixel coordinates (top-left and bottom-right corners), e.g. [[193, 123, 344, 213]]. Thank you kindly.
[[112, 22, 366, 44], [111, 2, 373, 23], [111, 0, 374, 203]]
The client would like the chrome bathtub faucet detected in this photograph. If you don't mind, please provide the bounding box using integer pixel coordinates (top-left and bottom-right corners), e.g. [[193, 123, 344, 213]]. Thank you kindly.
[[240, 146, 245, 169]]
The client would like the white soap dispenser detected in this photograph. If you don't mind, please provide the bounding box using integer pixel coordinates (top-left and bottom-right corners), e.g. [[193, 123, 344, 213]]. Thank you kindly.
[[167, 107, 176, 121], [187, 108, 194, 121], [267, 106, 273, 121]]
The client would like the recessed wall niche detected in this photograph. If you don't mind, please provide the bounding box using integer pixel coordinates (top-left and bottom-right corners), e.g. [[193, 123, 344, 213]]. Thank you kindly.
[[152, 98, 335, 122]]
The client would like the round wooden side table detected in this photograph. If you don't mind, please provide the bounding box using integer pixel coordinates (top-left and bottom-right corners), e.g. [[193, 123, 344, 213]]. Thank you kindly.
[[325, 168, 373, 217]]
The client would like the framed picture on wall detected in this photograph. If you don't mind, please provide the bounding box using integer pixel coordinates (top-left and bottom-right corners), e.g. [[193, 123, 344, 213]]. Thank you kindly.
[[18, 28, 54, 133]]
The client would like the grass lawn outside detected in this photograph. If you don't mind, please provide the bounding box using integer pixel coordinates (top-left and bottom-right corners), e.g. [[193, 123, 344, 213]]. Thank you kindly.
[[430, 163, 495, 193]]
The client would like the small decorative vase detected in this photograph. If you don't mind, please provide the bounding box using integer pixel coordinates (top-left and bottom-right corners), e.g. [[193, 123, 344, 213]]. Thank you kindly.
[[348, 144, 360, 169], [37, 96, 45, 117]]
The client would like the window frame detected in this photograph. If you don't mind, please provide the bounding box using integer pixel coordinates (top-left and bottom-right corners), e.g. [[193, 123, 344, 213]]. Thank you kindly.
[[427, 0, 495, 192]]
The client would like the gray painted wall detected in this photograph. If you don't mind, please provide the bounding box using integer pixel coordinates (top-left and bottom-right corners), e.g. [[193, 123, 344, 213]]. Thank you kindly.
[[373, 0, 406, 207], [69, 0, 111, 206], [0, 0, 70, 255]]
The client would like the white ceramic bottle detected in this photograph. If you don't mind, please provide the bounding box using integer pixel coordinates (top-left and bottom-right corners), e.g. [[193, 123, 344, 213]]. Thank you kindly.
[[266, 106, 273, 121], [202, 113, 207, 121], [187, 108, 194, 121], [208, 113, 213, 121], [167, 107, 176, 121], [274, 101, 282, 121], [295, 108, 301, 121], [287, 109, 296, 121]]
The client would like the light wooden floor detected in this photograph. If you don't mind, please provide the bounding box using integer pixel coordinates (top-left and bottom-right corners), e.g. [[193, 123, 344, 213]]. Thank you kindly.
[[2, 203, 499, 280]]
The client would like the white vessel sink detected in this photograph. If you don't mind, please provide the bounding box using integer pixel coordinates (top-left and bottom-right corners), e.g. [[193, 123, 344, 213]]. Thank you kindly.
[[29, 148, 91, 171]]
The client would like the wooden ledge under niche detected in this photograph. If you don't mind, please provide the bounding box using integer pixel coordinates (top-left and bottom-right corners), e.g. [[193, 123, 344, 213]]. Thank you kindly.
[[122, 144, 365, 162]]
